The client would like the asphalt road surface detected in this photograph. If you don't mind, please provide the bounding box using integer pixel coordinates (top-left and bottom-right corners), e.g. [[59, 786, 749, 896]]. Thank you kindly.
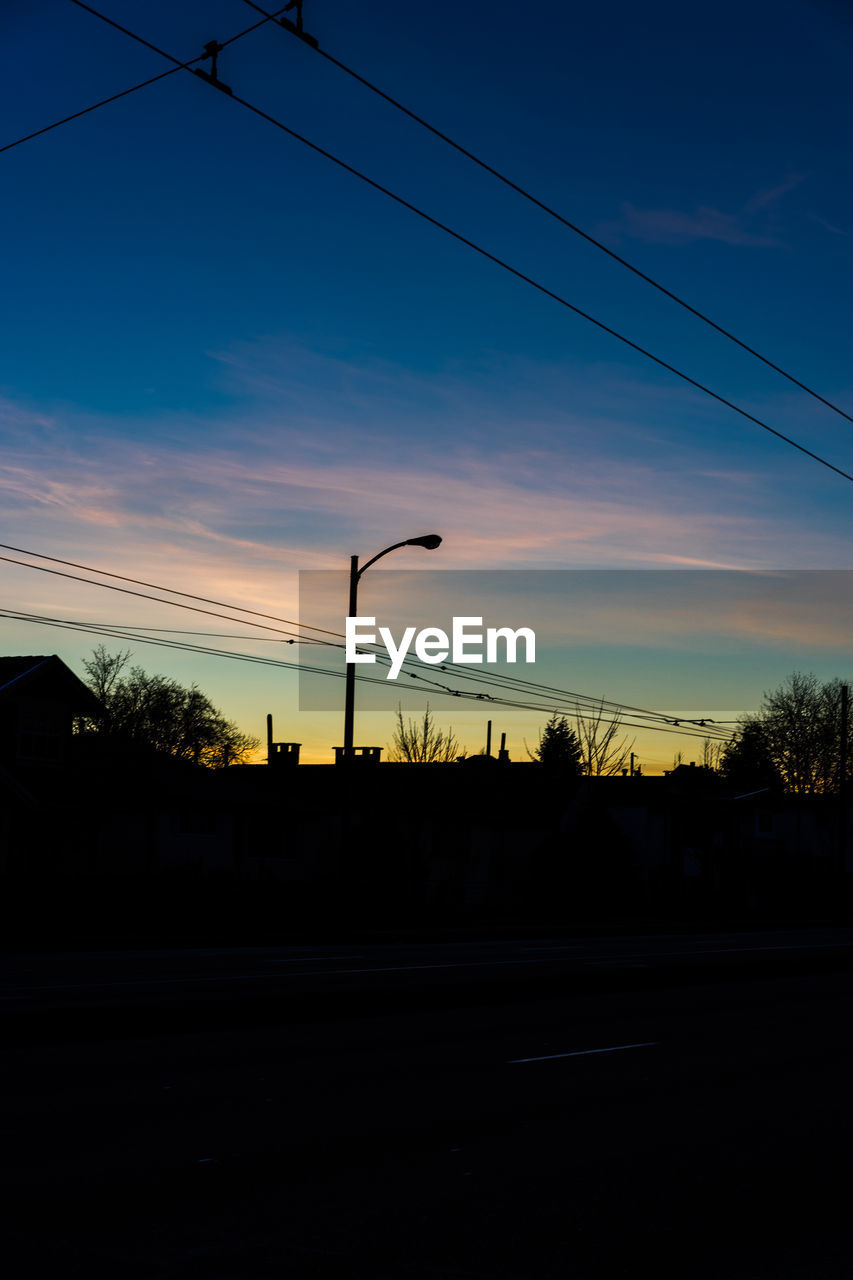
[[4, 929, 853, 1277]]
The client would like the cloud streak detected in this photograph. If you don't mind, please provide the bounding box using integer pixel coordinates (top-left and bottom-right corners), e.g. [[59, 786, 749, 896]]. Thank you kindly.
[[602, 202, 781, 247], [599, 175, 805, 248], [0, 422, 766, 578], [744, 173, 804, 214], [1, 344, 850, 656]]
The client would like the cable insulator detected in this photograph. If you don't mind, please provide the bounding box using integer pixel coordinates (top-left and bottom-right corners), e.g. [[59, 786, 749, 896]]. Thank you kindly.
[[281, 0, 319, 48], [193, 40, 233, 95]]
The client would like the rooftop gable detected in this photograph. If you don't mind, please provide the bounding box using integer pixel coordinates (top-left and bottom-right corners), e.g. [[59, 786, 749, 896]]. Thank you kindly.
[[0, 654, 101, 713]]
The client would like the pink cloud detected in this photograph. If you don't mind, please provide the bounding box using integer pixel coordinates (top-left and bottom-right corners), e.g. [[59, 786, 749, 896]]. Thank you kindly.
[[606, 202, 781, 247], [1, 357, 850, 655], [744, 173, 804, 214], [810, 212, 847, 237], [3, 385, 853, 767], [0, 417, 828, 617]]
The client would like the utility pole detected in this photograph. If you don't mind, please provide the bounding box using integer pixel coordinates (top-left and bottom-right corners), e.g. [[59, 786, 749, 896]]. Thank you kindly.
[[341, 535, 442, 762], [839, 684, 849, 873], [342, 554, 359, 760]]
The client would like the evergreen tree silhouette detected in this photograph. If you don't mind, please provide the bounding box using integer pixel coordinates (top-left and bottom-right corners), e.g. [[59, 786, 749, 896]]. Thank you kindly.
[[532, 713, 583, 773]]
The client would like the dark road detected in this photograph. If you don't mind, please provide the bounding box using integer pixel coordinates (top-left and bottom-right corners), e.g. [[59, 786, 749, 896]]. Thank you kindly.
[[4, 930, 853, 1277]]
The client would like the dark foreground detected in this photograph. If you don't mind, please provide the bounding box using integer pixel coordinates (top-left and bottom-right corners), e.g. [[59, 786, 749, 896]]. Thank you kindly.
[[4, 930, 853, 1277]]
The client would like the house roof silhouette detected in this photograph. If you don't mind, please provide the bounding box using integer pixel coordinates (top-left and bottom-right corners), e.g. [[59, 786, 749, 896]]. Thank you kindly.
[[0, 654, 100, 713]]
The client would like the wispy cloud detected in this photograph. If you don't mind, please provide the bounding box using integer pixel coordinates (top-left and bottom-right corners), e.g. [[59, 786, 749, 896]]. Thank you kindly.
[[809, 212, 847, 237], [599, 174, 806, 248], [0, 394, 59, 438], [2, 355, 851, 761], [744, 173, 804, 214], [0, 409, 834, 601], [1, 342, 849, 640], [601, 202, 781, 248]]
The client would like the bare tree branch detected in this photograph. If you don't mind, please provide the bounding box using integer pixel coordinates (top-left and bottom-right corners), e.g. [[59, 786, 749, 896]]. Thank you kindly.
[[388, 704, 463, 763], [574, 699, 634, 777]]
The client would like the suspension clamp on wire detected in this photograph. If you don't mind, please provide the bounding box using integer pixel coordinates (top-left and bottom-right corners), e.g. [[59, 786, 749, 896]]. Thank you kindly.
[[193, 40, 233, 95], [280, 0, 319, 49]]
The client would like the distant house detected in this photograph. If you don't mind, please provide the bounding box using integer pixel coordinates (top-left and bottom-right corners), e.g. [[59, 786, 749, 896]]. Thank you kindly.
[[0, 654, 100, 771]]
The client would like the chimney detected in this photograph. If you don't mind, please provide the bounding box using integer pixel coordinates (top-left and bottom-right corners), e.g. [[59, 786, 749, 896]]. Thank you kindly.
[[266, 714, 301, 767], [334, 745, 382, 766]]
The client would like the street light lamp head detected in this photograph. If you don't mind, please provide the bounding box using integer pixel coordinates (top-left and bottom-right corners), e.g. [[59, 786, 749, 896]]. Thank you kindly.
[[405, 534, 442, 550]]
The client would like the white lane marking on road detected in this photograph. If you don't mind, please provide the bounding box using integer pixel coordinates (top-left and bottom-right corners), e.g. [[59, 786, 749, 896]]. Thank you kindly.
[[509, 1041, 658, 1064]]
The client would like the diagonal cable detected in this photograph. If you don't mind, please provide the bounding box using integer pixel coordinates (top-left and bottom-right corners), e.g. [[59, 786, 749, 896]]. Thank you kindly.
[[2, 2, 290, 153], [65, 2, 853, 486], [242, 0, 853, 428]]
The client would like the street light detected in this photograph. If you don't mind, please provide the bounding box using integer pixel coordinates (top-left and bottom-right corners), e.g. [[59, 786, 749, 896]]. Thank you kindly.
[[342, 534, 442, 760]]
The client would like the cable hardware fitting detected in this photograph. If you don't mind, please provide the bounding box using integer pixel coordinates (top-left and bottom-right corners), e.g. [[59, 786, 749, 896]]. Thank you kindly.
[[280, 0, 319, 49], [193, 40, 233, 95]]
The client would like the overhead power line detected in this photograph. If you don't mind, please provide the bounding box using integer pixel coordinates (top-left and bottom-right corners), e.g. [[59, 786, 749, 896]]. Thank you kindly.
[[0, 607, 452, 695], [0, 542, 734, 731], [0, 550, 461, 702], [0, 540, 340, 638], [68, 0, 289, 58], [405, 660, 731, 732], [0, 561, 722, 728], [0, 606, 731, 742], [1, 3, 291, 154], [0, 553, 466, 700], [66, 3, 853, 486], [0, 550, 313, 639], [2, 65, 183, 155], [243, 0, 853, 429], [12, 4, 845, 435], [0, 606, 427, 693], [36, 623, 312, 641], [215, 106, 853, 484]]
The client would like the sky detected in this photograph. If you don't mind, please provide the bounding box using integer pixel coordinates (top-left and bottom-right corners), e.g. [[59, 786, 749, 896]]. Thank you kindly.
[[2, 0, 853, 767]]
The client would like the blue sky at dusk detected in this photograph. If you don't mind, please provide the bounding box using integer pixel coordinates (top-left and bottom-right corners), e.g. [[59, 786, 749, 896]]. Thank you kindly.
[[2, 0, 853, 765]]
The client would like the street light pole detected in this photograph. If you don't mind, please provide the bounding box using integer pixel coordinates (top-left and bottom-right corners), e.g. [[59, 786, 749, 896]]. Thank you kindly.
[[342, 553, 360, 761], [341, 534, 442, 760]]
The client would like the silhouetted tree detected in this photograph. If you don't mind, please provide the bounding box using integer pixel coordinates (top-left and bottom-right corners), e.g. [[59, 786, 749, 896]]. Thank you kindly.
[[761, 672, 852, 795], [530, 713, 582, 772], [78, 645, 258, 767], [726, 672, 852, 795], [388, 704, 463, 762], [575, 700, 634, 777], [719, 718, 782, 794], [82, 645, 130, 710]]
